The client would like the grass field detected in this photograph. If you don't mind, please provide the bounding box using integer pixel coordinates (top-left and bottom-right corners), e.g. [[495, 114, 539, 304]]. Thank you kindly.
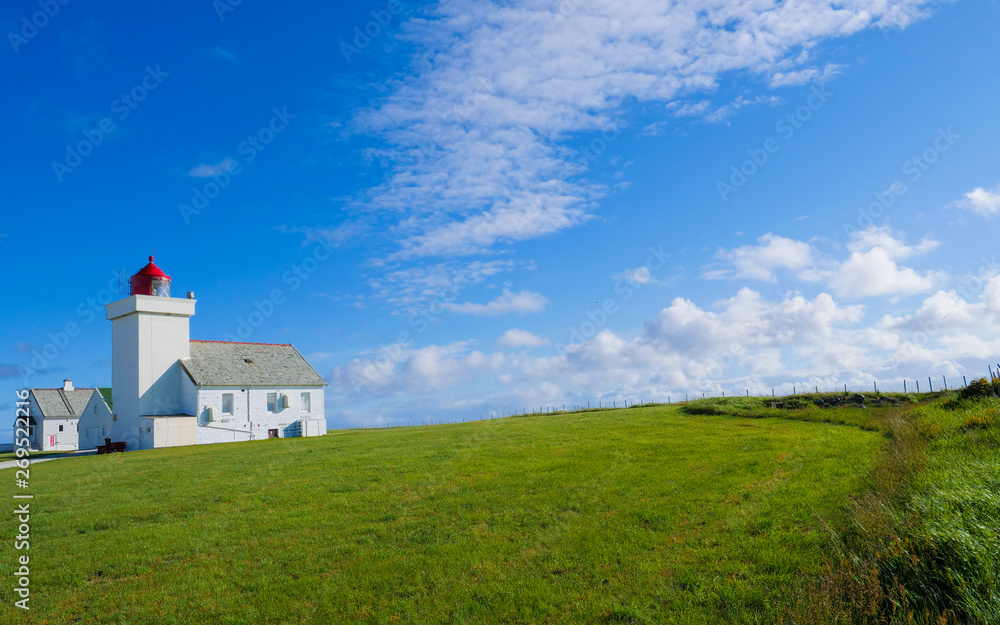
[[0, 450, 72, 463], [0, 405, 882, 624]]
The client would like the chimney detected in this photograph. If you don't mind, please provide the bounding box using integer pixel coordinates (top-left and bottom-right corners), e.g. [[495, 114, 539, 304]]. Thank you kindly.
[[63, 379, 74, 391]]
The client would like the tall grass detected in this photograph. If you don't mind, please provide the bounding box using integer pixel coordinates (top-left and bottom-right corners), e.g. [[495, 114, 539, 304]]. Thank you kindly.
[[788, 396, 1000, 624]]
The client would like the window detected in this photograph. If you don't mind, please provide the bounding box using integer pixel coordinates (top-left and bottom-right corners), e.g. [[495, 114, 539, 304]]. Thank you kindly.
[[267, 393, 277, 413], [59, 425, 64, 432], [301, 392, 311, 413], [93, 405, 97, 414], [222, 393, 234, 415]]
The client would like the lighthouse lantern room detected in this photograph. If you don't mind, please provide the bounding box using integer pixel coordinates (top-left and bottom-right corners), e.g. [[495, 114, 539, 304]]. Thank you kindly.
[[130, 255, 171, 297]]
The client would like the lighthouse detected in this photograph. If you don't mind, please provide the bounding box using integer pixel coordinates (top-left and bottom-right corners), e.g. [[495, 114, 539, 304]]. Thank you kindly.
[[106, 255, 197, 448]]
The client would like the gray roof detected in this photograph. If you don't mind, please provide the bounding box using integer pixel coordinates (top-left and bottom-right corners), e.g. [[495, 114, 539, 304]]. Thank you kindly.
[[30, 388, 97, 419], [180, 341, 327, 387]]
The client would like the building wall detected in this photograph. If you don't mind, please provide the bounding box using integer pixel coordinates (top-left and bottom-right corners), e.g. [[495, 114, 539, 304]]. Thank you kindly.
[[26, 394, 80, 451], [193, 386, 326, 442], [39, 418, 79, 451], [109, 311, 138, 444], [25, 394, 42, 449], [139, 416, 197, 449], [78, 391, 114, 450], [179, 373, 198, 417]]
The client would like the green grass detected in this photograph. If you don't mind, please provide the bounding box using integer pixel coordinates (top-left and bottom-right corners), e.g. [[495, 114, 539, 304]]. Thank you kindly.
[[0, 405, 880, 624], [0, 450, 70, 463], [885, 397, 1000, 622], [782, 393, 1000, 624]]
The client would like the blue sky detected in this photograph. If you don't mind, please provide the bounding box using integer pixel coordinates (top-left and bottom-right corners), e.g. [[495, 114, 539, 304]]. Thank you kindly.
[[3, 0, 1000, 438]]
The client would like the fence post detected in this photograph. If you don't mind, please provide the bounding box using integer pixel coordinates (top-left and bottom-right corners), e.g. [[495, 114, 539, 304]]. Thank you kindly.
[[929, 377, 933, 393], [904, 379, 907, 393], [943, 375, 947, 390]]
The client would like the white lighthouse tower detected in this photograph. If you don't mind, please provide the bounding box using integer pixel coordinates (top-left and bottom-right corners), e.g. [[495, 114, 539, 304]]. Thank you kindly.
[[106, 256, 197, 449]]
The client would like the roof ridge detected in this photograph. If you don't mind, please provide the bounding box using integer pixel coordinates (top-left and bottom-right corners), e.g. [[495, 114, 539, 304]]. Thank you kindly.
[[56, 389, 75, 415]]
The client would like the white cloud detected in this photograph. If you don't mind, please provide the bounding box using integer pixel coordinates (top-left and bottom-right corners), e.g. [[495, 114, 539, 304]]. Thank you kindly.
[[346, 0, 939, 260], [703, 233, 818, 282], [704, 94, 784, 124], [705, 227, 944, 299], [616, 265, 656, 286], [442, 289, 549, 316], [949, 183, 1000, 216], [642, 288, 864, 356], [331, 341, 507, 398], [830, 227, 943, 298], [769, 63, 844, 87], [496, 329, 549, 348], [187, 158, 237, 178], [367, 260, 515, 311], [845, 225, 938, 258]]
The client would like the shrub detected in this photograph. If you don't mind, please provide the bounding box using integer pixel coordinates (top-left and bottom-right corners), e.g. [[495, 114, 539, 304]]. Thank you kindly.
[[959, 377, 1000, 400], [782, 396, 814, 410], [961, 414, 992, 431]]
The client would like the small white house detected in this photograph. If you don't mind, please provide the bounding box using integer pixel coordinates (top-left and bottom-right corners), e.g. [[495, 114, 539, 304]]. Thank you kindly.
[[25, 380, 113, 451]]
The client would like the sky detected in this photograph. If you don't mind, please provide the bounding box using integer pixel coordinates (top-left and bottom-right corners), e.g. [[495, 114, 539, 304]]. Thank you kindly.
[[2, 0, 1000, 439]]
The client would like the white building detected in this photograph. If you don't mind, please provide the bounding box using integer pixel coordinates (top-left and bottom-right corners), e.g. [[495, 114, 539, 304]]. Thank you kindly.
[[180, 341, 327, 444], [106, 256, 327, 451], [24, 380, 113, 451]]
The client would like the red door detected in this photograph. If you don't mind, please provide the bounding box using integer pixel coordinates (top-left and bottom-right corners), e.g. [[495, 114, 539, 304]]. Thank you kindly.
[[49, 435, 55, 448]]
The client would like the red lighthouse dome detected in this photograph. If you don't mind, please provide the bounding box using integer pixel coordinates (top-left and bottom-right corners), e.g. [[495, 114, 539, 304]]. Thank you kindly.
[[130, 255, 172, 297]]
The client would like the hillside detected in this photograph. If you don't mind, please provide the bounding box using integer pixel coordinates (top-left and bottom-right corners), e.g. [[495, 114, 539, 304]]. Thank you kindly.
[[2, 396, 997, 624]]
